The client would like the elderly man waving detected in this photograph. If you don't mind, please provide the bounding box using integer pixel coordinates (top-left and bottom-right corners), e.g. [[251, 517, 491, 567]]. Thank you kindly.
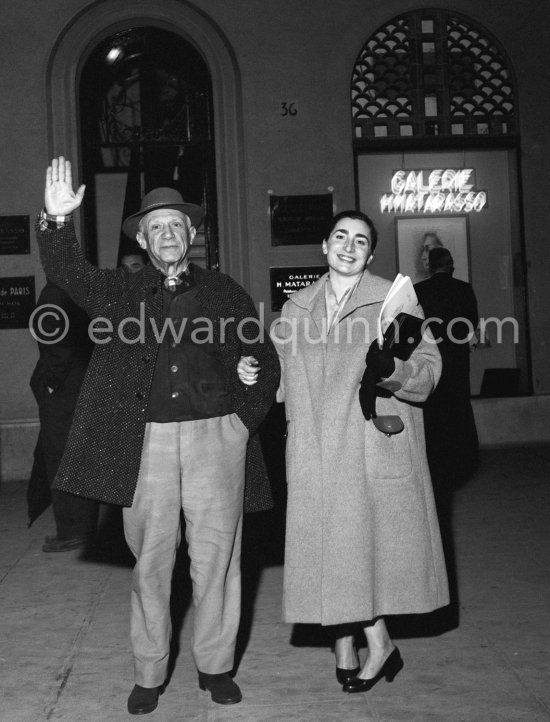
[[37, 157, 279, 715]]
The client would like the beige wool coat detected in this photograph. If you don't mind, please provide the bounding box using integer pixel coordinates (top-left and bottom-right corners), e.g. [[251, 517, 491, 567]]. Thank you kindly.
[[275, 270, 449, 625]]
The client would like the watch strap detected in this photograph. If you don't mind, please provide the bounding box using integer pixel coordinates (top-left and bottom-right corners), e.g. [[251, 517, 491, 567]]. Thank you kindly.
[[39, 208, 72, 230]]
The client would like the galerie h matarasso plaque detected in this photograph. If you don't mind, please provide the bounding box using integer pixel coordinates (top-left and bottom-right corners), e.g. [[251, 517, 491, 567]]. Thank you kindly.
[[270, 266, 328, 311]]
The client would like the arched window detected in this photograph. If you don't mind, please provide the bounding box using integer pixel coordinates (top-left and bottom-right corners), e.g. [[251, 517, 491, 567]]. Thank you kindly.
[[79, 27, 218, 267], [351, 10, 517, 142]]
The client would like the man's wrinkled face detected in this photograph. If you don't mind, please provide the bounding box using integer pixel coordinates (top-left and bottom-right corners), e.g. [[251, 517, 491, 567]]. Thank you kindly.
[[137, 209, 195, 269]]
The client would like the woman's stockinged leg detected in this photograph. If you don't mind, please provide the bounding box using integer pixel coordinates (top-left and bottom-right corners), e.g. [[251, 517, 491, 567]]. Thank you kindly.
[[333, 623, 361, 685], [359, 617, 394, 679], [341, 616, 404, 693], [334, 634, 359, 670]]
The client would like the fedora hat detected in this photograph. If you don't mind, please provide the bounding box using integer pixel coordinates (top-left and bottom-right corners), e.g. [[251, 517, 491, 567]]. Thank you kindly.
[[122, 187, 203, 239]]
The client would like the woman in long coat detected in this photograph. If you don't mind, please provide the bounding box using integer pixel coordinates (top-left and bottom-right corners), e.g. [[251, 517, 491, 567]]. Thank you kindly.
[[239, 211, 448, 693]]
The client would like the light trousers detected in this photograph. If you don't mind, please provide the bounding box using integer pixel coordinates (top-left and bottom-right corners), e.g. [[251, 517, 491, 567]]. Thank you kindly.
[[122, 414, 248, 687]]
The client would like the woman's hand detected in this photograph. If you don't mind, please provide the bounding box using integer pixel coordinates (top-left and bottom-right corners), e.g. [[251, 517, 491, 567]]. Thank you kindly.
[[365, 339, 395, 379], [237, 356, 260, 386], [45, 157, 86, 216]]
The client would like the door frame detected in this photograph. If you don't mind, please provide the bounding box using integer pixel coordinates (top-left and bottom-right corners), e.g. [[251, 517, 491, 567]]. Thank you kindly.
[[46, 0, 250, 287]]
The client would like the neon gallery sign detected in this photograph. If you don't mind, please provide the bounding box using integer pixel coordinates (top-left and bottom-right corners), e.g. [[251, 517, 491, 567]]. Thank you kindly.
[[380, 168, 487, 214]]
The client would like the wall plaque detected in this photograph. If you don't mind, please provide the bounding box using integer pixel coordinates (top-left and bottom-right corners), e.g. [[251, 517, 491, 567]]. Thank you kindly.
[[270, 194, 333, 245], [0, 215, 30, 254], [270, 266, 327, 311], [0, 276, 35, 329]]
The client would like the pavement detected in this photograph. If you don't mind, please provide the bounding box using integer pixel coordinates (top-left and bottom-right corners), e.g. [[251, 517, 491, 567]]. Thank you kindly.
[[1, 444, 549, 721]]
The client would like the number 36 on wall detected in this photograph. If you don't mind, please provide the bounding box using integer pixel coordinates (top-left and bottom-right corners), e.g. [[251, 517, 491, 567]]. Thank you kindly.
[[281, 101, 298, 116]]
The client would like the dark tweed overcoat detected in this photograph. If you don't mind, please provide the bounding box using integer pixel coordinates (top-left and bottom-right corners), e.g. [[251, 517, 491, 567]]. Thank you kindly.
[[37, 220, 280, 512]]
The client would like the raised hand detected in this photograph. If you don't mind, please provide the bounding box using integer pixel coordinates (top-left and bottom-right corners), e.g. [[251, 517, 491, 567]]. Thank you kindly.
[[237, 356, 260, 386], [45, 156, 86, 215]]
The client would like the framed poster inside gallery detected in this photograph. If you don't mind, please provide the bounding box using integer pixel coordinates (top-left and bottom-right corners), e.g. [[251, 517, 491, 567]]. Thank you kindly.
[[395, 215, 470, 284]]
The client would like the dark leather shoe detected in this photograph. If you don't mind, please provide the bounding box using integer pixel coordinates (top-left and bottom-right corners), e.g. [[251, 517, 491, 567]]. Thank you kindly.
[[343, 647, 403, 693], [127, 685, 161, 715], [336, 665, 360, 685], [198, 672, 242, 704], [42, 535, 90, 552]]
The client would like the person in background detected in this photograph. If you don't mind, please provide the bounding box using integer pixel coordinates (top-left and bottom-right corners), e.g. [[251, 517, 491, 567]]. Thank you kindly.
[[415, 247, 479, 490], [37, 157, 280, 715], [120, 249, 148, 274], [414, 247, 480, 627], [29, 280, 98, 551], [238, 210, 448, 694], [418, 231, 444, 279]]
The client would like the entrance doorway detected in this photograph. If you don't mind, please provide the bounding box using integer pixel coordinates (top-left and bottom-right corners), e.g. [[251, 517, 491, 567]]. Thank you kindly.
[[79, 27, 218, 270], [357, 148, 529, 395], [351, 9, 530, 396]]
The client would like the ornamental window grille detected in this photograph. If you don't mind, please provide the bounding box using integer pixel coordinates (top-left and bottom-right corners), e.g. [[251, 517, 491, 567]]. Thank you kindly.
[[351, 10, 517, 141]]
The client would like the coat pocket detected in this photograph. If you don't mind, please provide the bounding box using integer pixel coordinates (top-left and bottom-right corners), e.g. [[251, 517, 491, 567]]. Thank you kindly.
[[364, 411, 413, 479], [228, 411, 250, 441]]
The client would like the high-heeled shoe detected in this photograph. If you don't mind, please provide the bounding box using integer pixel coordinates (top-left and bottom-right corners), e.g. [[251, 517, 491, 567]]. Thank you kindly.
[[343, 647, 403, 693], [336, 665, 361, 685]]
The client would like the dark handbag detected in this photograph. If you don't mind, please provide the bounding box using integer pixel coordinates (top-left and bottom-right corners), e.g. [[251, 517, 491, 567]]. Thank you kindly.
[[382, 312, 424, 361], [360, 313, 424, 435]]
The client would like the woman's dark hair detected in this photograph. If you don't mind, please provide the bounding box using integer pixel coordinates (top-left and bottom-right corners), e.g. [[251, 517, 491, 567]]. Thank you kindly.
[[325, 210, 378, 252]]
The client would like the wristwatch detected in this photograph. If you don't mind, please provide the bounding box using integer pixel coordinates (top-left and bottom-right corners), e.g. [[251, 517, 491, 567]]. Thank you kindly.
[[38, 209, 72, 231]]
